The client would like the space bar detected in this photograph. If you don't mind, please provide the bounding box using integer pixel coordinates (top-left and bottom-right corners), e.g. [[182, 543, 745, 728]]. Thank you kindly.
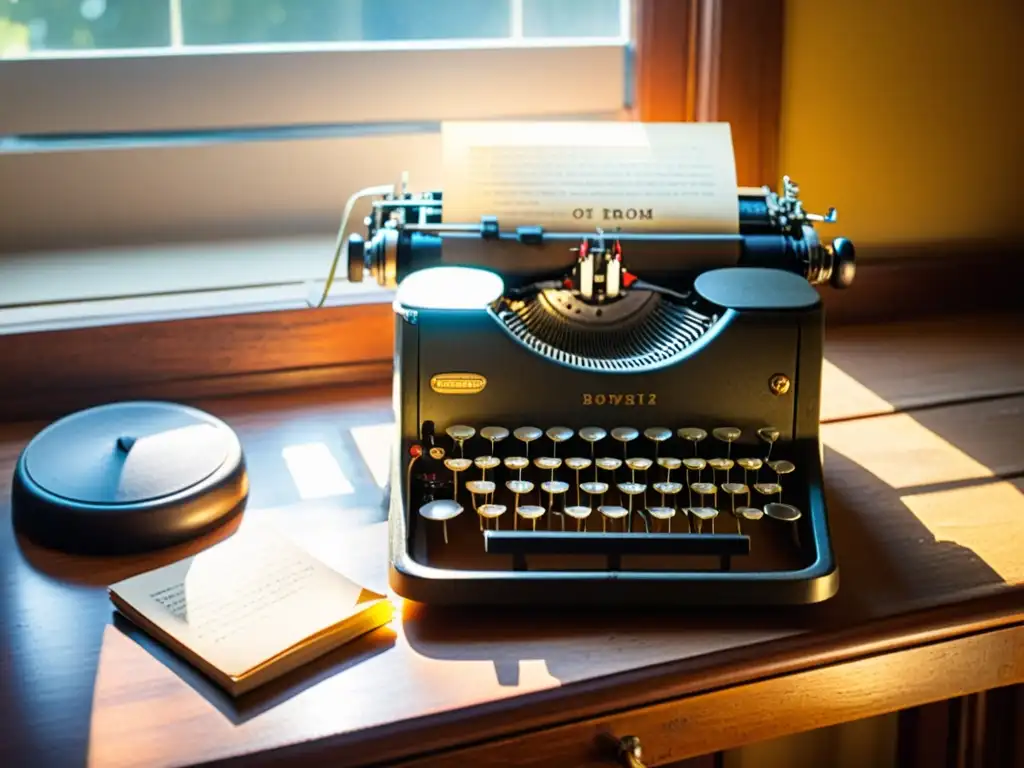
[[483, 531, 750, 557]]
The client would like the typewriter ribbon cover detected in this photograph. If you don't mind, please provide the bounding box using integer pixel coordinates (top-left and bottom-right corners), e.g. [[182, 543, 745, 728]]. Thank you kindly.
[[440, 121, 741, 234]]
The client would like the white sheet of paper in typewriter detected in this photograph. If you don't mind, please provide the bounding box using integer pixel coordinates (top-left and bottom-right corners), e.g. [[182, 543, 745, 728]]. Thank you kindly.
[[441, 120, 740, 234]]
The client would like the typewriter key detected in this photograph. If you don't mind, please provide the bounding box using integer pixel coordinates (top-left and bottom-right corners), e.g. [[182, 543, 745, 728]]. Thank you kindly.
[[689, 506, 719, 534], [596, 457, 622, 473], [648, 506, 676, 533], [514, 426, 543, 457], [418, 499, 463, 544], [722, 482, 750, 533], [516, 504, 546, 530], [480, 426, 509, 454], [504, 456, 529, 480], [579, 426, 607, 444], [657, 456, 682, 481], [653, 481, 683, 509], [598, 504, 629, 532], [643, 427, 672, 458], [466, 480, 497, 528], [564, 505, 592, 531], [534, 456, 563, 473], [611, 427, 639, 459], [738, 506, 764, 521], [757, 427, 781, 461], [541, 480, 570, 530], [678, 427, 708, 456], [768, 459, 796, 477], [474, 455, 501, 491], [617, 482, 646, 528], [712, 427, 742, 458], [546, 426, 574, 455], [446, 425, 476, 456], [444, 458, 473, 500], [625, 457, 653, 478], [564, 457, 592, 506], [737, 457, 763, 484], [690, 481, 717, 512], [708, 457, 735, 484], [477, 503, 506, 530], [506, 479, 535, 529], [754, 482, 783, 497]]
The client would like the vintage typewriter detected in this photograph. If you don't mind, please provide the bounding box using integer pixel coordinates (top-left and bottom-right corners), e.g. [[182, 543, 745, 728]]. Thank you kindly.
[[344, 175, 856, 607]]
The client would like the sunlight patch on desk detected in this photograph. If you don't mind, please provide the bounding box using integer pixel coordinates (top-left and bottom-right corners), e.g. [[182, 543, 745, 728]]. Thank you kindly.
[[349, 423, 394, 489], [900, 481, 1024, 584], [820, 359, 895, 422], [281, 442, 354, 500], [821, 413, 994, 490]]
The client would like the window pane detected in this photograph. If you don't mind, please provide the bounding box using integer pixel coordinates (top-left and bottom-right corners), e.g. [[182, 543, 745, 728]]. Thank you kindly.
[[0, 0, 170, 56], [182, 0, 509, 45], [523, 0, 621, 38]]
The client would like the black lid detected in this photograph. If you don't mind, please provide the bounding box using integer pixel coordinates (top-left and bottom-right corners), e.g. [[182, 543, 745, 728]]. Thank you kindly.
[[12, 401, 248, 555]]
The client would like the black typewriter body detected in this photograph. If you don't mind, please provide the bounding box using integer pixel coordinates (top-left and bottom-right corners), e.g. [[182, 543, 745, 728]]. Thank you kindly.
[[347, 177, 855, 607]]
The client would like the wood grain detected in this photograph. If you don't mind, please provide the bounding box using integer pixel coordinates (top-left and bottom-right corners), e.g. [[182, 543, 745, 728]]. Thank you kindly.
[[1, 314, 1023, 767]]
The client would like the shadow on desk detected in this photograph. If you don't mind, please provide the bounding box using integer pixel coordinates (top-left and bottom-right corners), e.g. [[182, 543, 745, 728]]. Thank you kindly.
[[111, 611, 396, 725], [402, 446, 1011, 689]]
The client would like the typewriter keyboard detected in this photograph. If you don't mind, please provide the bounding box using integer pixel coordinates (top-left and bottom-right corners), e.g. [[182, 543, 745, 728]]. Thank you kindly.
[[407, 423, 818, 574]]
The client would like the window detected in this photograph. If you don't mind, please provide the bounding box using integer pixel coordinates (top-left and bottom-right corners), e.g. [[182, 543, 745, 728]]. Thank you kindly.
[[0, 1, 631, 314]]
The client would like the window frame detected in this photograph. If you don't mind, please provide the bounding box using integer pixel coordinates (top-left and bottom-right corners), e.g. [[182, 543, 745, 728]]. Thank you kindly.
[[0, 0, 802, 419]]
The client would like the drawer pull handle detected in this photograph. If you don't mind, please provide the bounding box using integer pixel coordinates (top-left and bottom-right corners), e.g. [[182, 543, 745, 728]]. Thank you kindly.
[[617, 735, 648, 767]]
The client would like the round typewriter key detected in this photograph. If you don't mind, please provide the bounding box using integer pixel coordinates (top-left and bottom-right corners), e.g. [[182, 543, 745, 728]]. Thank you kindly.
[[565, 457, 591, 471], [625, 457, 653, 476], [708, 457, 735, 483], [516, 504, 546, 530], [418, 499, 463, 544], [683, 457, 707, 471], [617, 482, 646, 496], [764, 502, 802, 522], [579, 426, 607, 443], [758, 426, 781, 461], [754, 482, 783, 496], [546, 426, 574, 444], [514, 427, 542, 459], [653, 481, 683, 508], [677, 427, 708, 456], [465, 480, 496, 496], [541, 480, 570, 494], [644, 427, 672, 443], [446, 425, 476, 456], [738, 506, 764, 521], [598, 504, 628, 532], [657, 457, 682, 478], [737, 457, 763, 484], [689, 506, 719, 534], [611, 427, 639, 442], [504, 456, 529, 471], [722, 482, 749, 532], [768, 459, 796, 476], [581, 481, 609, 495], [596, 457, 622, 472], [690, 481, 716, 496], [564, 505, 592, 531], [480, 426, 509, 444], [534, 456, 563, 472], [473, 456, 500, 486], [477, 503, 506, 530], [444, 458, 472, 471], [647, 506, 676, 532], [713, 426, 742, 444], [506, 479, 534, 495]]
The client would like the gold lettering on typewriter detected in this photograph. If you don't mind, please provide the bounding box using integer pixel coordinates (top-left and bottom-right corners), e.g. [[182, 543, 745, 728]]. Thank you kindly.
[[582, 393, 658, 406], [430, 373, 487, 395]]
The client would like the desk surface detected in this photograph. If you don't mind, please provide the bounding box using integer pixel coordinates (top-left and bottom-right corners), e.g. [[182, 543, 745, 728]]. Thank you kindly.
[[2, 311, 1023, 768]]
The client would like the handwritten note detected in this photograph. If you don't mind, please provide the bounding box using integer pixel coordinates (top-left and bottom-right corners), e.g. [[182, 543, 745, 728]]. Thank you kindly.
[[441, 121, 740, 234]]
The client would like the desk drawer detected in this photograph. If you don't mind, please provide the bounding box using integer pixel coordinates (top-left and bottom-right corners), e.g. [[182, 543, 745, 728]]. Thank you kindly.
[[391, 624, 1024, 767]]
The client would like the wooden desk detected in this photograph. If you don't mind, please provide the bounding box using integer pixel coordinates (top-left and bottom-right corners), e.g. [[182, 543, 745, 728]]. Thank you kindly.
[[2, 311, 1023, 768]]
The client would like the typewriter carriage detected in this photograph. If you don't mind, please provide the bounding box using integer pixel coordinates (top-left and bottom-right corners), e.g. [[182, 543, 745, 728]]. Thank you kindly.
[[340, 173, 852, 607]]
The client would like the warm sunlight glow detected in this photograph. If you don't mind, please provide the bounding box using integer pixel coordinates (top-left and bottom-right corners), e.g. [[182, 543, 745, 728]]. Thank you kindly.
[[820, 359, 895, 422], [901, 482, 1024, 583], [821, 413, 995, 490], [281, 442, 354, 500], [349, 424, 393, 489]]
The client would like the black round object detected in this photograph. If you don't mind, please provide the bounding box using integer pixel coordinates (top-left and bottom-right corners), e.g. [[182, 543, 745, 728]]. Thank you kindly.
[[830, 237, 857, 289], [11, 401, 248, 555]]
